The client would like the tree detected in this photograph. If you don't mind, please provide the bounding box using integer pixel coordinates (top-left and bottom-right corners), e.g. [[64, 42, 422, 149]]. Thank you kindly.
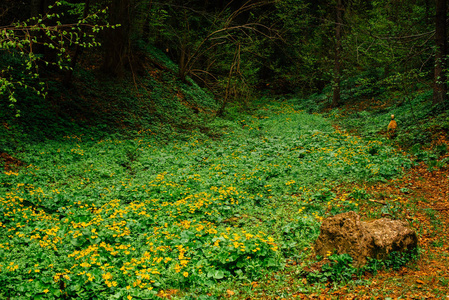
[[145, 0, 280, 108], [333, 0, 343, 107], [433, 0, 447, 104], [64, 0, 91, 85], [101, 0, 130, 77], [0, 0, 110, 114]]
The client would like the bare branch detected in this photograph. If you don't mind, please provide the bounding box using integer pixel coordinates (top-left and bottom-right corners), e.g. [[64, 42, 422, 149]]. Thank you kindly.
[[0, 7, 9, 20], [370, 30, 435, 41]]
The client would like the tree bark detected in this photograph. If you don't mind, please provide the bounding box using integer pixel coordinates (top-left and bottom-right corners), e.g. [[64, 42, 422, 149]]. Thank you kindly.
[[64, 0, 91, 86], [30, 0, 57, 66], [433, 0, 447, 104], [332, 0, 343, 107], [30, 0, 44, 54], [30, 0, 43, 18], [179, 44, 188, 82], [102, 0, 131, 77]]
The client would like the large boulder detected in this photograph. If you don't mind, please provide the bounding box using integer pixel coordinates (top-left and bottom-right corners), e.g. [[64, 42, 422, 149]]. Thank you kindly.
[[314, 211, 418, 266]]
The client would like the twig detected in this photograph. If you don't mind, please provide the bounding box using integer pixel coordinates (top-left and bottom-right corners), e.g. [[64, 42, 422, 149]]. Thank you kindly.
[[434, 207, 449, 211], [371, 30, 435, 41], [368, 199, 387, 205]]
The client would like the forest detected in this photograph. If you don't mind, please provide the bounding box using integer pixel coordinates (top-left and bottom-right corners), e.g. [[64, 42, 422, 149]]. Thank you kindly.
[[1, 0, 449, 299]]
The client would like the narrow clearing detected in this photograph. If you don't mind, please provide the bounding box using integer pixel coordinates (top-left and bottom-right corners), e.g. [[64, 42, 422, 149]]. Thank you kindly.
[[1, 102, 448, 299]]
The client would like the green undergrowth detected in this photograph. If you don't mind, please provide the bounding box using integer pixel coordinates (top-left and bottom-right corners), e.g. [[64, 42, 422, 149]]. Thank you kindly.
[[294, 69, 449, 164], [0, 100, 412, 299], [307, 248, 420, 284], [328, 91, 449, 149], [0, 45, 218, 154]]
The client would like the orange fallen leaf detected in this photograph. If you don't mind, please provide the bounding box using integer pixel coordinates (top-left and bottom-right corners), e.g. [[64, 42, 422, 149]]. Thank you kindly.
[[227, 290, 235, 296], [416, 279, 425, 284]]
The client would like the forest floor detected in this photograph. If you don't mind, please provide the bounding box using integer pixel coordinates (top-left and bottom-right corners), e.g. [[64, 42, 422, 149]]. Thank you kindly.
[[330, 162, 449, 299], [287, 132, 449, 298], [237, 160, 449, 300], [236, 100, 449, 299], [1, 100, 448, 299]]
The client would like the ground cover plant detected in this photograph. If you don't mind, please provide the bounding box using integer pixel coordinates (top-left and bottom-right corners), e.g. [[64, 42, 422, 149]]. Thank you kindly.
[[284, 82, 449, 298], [0, 100, 412, 299]]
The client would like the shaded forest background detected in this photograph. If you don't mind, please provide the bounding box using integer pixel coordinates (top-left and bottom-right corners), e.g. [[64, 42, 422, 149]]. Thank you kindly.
[[1, 0, 449, 147]]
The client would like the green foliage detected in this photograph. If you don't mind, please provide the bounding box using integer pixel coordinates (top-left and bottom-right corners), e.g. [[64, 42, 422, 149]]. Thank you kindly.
[[0, 43, 220, 153], [280, 216, 320, 259], [0, 1, 111, 114], [307, 247, 420, 284], [143, 0, 281, 105], [0, 101, 411, 298], [307, 253, 355, 283], [344, 1, 433, 77], [312, 74, 448, 155], [363, 248, 421, 273], [349, 188, 370, 201], [271, 0, 334, 93]]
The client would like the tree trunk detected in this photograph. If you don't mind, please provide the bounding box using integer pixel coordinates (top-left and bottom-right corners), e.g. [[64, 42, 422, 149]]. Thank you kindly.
[[30, 0, 57, 67], [30, 0, 44, 54], [30, 0, 43, 18], [102, 0, 131, 77], [433, 0, 447, 104], [179, 44, 187, 82], [64, 0, 90, 86], [332, 0, 343, 107]]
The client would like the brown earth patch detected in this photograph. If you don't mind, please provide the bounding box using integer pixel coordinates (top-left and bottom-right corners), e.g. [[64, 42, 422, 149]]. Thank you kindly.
[[0, 152, 23, 171], [334, 162, 449, 298]]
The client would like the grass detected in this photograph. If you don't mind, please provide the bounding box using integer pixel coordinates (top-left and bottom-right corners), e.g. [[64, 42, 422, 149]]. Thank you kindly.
[[0, 100, 412, 299]]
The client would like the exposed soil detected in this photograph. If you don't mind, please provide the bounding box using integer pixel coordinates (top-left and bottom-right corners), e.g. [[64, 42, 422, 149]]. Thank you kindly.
[[304, 161, 449, 299], [353, 162, 449, 298], [0, 152, 23, 171]]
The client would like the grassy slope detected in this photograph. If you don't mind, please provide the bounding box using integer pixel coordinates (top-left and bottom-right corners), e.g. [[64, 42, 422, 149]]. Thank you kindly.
[[1, 51, 448, 298], [0, 94, 413, 299], [299, 71, 449, 154], [0, 45, 218, 153]]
